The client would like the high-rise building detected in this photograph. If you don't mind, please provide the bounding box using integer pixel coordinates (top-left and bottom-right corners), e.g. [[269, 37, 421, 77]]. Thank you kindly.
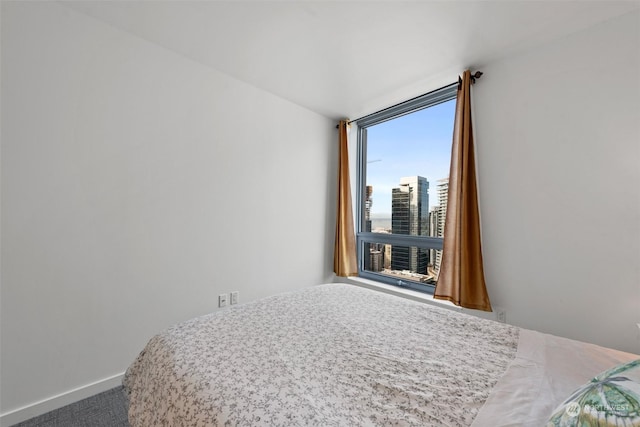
[[364, 185, 373, 232], [429, 205, 440, 269], [370, 249, 383, 272], [433, 177, 449, 274], [384, 243, 392, 269], [364, 186, 373, 271], [391, 176, 429, 273], [436, 178, 448, 237]]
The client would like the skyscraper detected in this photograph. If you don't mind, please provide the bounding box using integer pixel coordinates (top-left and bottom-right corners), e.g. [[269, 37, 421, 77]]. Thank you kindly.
[[436, 178, 448, 237], [391, 176, 429, 273], [363, 185, 386, 273], [433, 177, 449, 275], [364, 185, 373, 232], [429, 205, 441, 269]]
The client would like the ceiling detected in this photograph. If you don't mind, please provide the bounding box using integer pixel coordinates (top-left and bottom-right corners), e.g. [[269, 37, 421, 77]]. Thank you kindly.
[[61, 1, 640, 120]]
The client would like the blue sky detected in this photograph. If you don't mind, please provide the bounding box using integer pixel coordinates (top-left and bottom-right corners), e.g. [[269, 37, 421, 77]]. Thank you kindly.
[[366, 99, 455, 216]]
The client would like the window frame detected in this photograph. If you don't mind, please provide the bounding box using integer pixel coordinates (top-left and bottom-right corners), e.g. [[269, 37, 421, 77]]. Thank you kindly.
[[355, 83, 458, 293]]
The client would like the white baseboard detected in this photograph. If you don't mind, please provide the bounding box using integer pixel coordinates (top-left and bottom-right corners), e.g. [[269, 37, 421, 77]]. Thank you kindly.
[[0, 372, 125, 427]]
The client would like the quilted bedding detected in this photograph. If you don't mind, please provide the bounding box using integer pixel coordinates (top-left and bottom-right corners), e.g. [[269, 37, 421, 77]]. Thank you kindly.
[[123, 283, 520, 426]]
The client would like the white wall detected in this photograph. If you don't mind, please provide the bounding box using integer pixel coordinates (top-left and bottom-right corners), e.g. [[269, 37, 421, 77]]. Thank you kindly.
[[475, 10, 640, 354], [345, 10, 640, 356], [0, 1, 336, 422]]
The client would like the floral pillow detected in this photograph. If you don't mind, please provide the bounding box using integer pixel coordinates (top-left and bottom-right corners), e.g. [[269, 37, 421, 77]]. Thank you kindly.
[[546, 359, 640, 426]]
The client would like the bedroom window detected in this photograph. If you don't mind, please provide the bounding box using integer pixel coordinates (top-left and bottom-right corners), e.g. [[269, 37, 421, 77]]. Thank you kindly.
[[356, 84, 457, 293]]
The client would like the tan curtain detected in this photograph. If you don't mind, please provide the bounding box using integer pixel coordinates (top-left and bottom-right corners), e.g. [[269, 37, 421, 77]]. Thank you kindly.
[[434, 70, 492, 311], [334, 120, 358, 277]]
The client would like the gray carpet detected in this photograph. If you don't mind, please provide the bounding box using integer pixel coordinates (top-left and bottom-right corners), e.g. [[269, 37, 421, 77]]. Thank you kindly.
[[12, 387, 129, 427]]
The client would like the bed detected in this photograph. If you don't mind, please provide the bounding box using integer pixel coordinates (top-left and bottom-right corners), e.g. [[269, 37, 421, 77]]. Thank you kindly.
[[123, 283, 639, 426]]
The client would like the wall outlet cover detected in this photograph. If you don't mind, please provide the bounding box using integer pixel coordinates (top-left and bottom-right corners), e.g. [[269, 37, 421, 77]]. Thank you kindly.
[[219, 294, 228, 308], [496, 309, 507, 323]]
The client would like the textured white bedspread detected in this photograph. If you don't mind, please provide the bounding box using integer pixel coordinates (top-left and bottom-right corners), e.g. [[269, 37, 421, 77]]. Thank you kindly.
[[123, 283, 520, 426]]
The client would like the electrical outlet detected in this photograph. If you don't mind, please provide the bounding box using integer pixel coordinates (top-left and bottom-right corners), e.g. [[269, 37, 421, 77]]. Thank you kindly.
[[230, 291, 239, 305], [218, 294, 228, 308], [496, 308, 506, 323]]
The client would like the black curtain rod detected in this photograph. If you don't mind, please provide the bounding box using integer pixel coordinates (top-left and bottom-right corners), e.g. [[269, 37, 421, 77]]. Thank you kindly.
[[336, 71, 483, 129]]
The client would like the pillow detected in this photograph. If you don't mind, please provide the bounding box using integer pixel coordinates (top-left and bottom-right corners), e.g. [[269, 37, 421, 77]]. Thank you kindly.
[[546, 359, 640, 427]]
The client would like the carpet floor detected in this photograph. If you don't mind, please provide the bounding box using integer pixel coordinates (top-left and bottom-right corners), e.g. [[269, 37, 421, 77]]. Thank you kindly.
[[12, 387, 129, 427]]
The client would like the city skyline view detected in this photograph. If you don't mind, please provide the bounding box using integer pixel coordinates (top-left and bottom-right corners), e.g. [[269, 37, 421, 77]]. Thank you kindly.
[[364, 175, 449, 284], [365, 98, 455, 217], [363, 97, 456, 285]]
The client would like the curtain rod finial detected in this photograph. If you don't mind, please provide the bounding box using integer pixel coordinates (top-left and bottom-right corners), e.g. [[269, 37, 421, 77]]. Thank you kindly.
[[470, 71, 483, 84]]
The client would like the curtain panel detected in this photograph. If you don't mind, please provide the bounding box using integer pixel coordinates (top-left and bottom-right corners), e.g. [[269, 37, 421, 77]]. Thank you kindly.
[[434, 70, 492, 311], [334, 120, 358, 277]]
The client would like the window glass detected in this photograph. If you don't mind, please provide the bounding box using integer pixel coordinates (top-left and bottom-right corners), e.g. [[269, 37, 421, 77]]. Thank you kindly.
[[357, 89, 456, 292]]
